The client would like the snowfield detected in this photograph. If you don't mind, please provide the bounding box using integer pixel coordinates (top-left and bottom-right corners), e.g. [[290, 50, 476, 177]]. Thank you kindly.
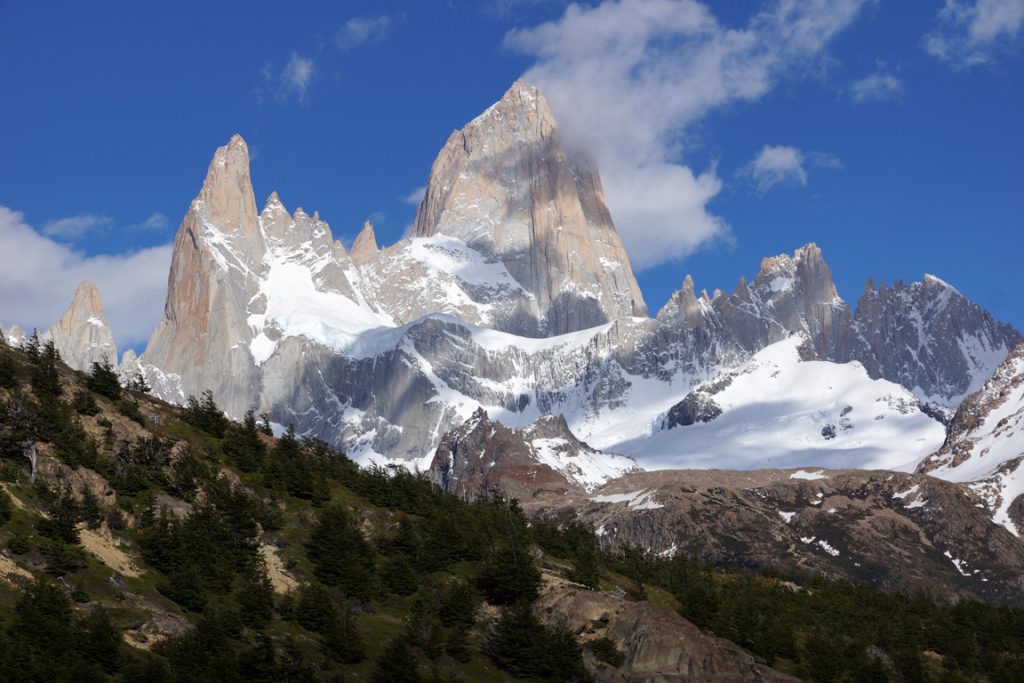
[[588, 336, 945, 471]]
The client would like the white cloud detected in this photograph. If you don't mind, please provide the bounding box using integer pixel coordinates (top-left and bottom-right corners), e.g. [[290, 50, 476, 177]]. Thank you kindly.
[[505, 0, 869, 269], [745, 145, 842, 193], [748, 145, 807, 193], [850, 71, 904, 102], [42, 213, 111, 239], [0, 206, 172, 350], [749, 145, 802, 193], [924, 0, 1024, 68], [337, 16, 392, 50], [402, 186, 426, 205]]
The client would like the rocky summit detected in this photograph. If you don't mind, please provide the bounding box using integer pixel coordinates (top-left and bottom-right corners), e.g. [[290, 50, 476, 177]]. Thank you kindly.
[[413, 80, 648, 336]]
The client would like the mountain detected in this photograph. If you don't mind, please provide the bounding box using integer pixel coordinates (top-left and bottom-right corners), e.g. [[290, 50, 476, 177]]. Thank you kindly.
[[919, 343, 1024, 536], [42, 281, 117, 372], [24, 81, 1016, 479]]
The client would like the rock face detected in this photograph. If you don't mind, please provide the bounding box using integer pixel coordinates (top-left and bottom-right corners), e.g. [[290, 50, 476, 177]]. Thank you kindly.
[[918, 343, 1024, 536], [141, 135, 267, 416], [538, 585, 799, 682], [428, 408, 640, 500], [531, 469, 1024, 607], [42, 281, 117, 372], [139, 135, 372, 417], [848, 275, 1021, 406], [412, 81, 648, 336], [710, 244, 855, 360]]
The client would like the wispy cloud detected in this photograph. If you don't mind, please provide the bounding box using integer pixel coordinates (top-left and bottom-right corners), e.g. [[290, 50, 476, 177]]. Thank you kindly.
[[0, 206, 172, 349], [482, 0, 570, 19], [42, 213, 112, 239], [281, 53, 315, 104], [850, 71, 904, 102], [505, 0, 870, 269], [924, 0, 1024, 68], [130, 212, 171, 232], [745, 145, 842, 194], [337, 16, 392, 50], [402, 186, 426, 205]]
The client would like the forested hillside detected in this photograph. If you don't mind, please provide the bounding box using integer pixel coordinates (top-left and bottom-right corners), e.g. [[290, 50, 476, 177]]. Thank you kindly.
[[0, 333, 1022, 682]]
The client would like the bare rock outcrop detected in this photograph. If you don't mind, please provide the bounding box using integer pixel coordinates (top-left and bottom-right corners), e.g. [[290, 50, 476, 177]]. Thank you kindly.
[[539, 585, 799, 682]]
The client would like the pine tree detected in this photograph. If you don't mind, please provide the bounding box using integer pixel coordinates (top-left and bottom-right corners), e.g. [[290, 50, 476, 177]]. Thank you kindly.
[[323, 603, 365, 664], [569, 542, 601, 589], [383, 554, 420, 596], [183, 390, 228, 437], [372, 638, 422, 683], [127, 370, 151, 394], [477, 541, 541, 605], [307, 504, 377, 600], [86, 356, 121, 400], [222, 410, 267, 473]]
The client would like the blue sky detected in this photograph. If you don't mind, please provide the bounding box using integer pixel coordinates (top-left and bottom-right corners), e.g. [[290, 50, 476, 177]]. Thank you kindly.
[[0, 0, 1021, 350]]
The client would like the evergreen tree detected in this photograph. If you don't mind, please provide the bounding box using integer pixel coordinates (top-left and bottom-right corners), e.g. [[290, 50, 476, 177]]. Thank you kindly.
[[257, 412, 274, 436], [126, 370, 151, 394], [41, 487, 80, 545], [485, 602, 587, 681], [71, 578, 90, 603], [236, 568, 275, 629], [405, 591, 444, 661], [222, 410, 267, 472], [372, 638, 422, 683], [86, 356, 121, 400], [296, 582, 337, 633], [29, 337, 62, 397], [322, 603, 365, 664], [477, 541, 541, 605], [307, 504, 377, 600], [383, 554, 420, 596], [569, 542, 601, 589], [183, 390, 228, 437], [0, 488, 11, 525], [0, 350, 17, 389], [74, 605, 122, 672], [79, 488, 104, 529], [439, 581, 479, 627]]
